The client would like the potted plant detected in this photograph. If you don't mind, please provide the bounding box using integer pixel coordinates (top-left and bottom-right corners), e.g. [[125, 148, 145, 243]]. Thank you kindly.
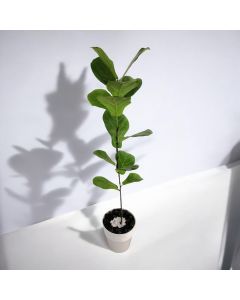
[[87, 47, 152, 252]]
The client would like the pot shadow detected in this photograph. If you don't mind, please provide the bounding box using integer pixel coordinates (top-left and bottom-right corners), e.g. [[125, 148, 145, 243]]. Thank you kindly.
[[220, 142, 240, 269], [68, 226, 108, 250], [5, 63, 107, 231], [66, 185, 108, 250]]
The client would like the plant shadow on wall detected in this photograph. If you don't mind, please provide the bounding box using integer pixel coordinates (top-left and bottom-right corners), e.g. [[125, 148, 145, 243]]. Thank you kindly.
[[220, 143, 240, 269], [5, 63, 107, 228]]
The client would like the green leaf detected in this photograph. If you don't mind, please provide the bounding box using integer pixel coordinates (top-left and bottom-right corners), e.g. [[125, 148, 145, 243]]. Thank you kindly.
[[122, 47, 150, 77], [127, 164, 139, 170], [121, 76, 142, 97], [106, 81, 121, 96], [93, 150, 115, 165], [98, 96, 131, 117], [117, 151, 135, 170], [93, 176, 118, 190], [107, 77, 142, 97], [122, 173, 143, 185], [92, 47, 118, 80], [116, 164, 139, 175], [103, 109, 129, 148], [125, 129, 153, 139], [91, 58, 117, 84], [87, 89, 111, 109], [117, 115, 130, 139]]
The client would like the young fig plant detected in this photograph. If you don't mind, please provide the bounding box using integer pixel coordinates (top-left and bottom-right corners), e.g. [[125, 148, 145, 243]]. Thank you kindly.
[[88, 47, 152, 223]]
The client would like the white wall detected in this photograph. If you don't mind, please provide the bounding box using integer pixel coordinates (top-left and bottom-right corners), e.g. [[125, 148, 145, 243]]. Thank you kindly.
[[0, 31, 240, 234]]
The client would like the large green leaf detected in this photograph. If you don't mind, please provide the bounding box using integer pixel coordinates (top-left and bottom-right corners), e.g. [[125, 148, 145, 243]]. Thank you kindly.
[[117, 114, 130, 139], [98, 96, 131, 117], [117, 151, 135, 170], [91, 58, 117, 84], [93, 176, 118, 190], [122, 173, 143, 185], [93, 150, 115, 165], [107, 77, 142, 97], [87, 89, 111, 109], [125, 129, 153, 139], [103, 111, 129, 148], [92, 47, 118, 80], [122, 47, 150, 77]]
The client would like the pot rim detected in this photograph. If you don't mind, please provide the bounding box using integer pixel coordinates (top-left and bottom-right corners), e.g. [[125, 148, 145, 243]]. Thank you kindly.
[[102, 208, 136, 235]]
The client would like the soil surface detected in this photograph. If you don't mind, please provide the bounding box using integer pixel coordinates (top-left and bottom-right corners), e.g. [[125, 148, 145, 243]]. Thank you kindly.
[[103, 209, 135, 234]]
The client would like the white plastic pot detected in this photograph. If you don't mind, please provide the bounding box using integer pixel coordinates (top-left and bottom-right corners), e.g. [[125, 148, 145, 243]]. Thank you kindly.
[[103, 225, 135, 253], [103, 210, 136, 253]]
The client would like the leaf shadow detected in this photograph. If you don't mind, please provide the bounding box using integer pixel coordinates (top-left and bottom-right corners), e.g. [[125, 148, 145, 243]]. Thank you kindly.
[[5, 63, 107, 230]]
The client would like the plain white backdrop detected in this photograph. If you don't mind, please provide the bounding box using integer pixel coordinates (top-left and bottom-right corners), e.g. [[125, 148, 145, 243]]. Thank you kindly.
[[0, 30, 240, 234]]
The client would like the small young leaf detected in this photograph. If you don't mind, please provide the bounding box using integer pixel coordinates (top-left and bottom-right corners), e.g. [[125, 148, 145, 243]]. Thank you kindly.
[[122, 47, 150, 77], [126, 164, 139, 170], [93, 176, 118, 190], [103, 111, 129, 148], [87, 89, 111, 108], [91, 58, 117, 84], [122, 173, 143, 185], [125, 129, 153, 139], [117, 151, 135, 170], [98, 96, 131, 117], [92, 47, 118, 80], [93, 150, 115, 165]]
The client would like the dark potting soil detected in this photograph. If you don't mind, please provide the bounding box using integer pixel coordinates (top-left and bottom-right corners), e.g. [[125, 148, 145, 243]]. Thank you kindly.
[[103, 209, 135, 234]]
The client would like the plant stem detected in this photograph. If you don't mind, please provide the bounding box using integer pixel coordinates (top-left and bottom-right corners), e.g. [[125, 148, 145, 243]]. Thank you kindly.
[[115, 116, 123, 223], [118, 172, 123, 223]]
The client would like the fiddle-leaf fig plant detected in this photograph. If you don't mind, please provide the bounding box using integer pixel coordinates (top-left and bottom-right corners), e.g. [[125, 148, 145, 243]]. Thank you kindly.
[[88, 47, 152, 252]]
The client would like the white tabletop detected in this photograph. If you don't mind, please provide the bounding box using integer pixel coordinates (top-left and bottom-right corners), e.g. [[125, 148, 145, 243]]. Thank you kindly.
[[0, 165, 232, 269]]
